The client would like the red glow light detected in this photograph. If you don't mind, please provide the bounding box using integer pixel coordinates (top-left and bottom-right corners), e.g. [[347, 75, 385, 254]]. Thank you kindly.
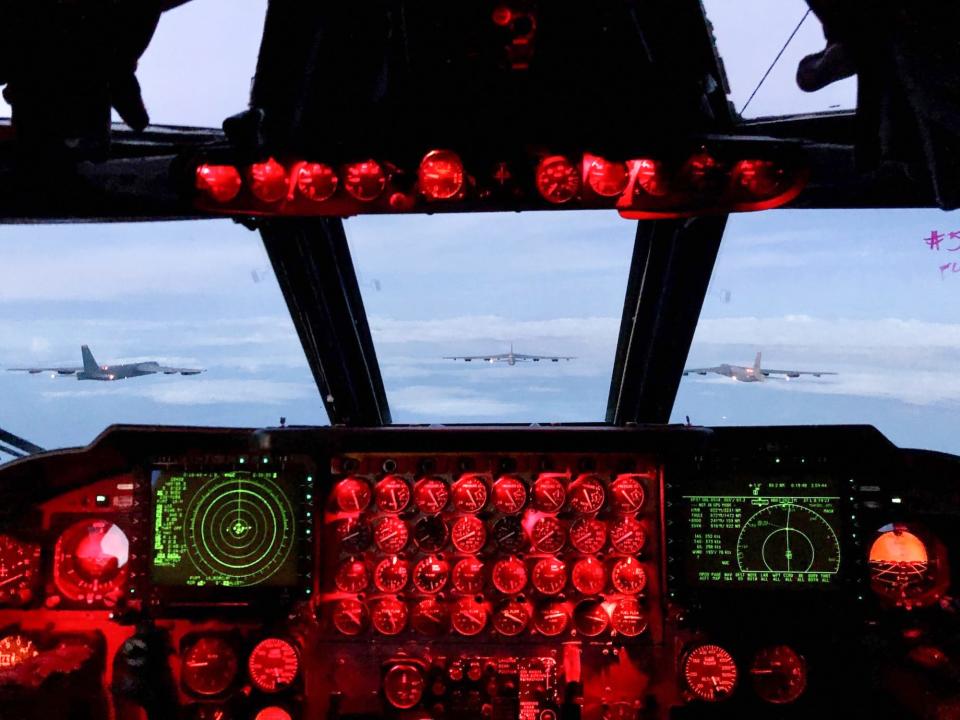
[[247, 158, 288, 203], [535, 155, 580, 204], [418, 150, 465, 200], [870, 530, 928, 564], [683, 152, 720, 190], [585, 155, 628, 197], [255, 708, 292, 720], [492, 6, 512, 26], [295, 162, 338, 202], [733, 159, 785, 197], [195, 164, 242, 203], [343, 160, 386, 201], [247, 638, 300, 693], [627, 158, 668, 197]]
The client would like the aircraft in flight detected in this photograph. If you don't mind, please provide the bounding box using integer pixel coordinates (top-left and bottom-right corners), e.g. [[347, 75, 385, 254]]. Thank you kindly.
[[444, 344, 575, 366], [8, 345, 204, 381], [683, 352, 836, 382]]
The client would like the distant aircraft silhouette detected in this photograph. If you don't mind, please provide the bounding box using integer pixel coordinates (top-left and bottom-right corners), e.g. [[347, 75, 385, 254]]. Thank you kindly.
[[444, 343, 575, 366], [8, 345, 203, 381], [683, 352, 836, 382]]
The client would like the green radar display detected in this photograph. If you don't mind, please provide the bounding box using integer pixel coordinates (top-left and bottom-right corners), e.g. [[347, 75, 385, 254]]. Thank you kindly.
[[683, 476, 841, 587], [152, 470, 299, 588]]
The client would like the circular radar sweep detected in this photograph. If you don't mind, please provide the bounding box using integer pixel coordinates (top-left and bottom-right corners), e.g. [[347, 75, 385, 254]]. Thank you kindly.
[[736, 502, 840, 575], [184, 473, 297, 587]]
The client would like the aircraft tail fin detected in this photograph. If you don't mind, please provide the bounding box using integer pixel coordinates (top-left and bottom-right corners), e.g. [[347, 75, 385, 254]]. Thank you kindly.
[[754, 351, 762, 374], [81, 345, 99, 373]]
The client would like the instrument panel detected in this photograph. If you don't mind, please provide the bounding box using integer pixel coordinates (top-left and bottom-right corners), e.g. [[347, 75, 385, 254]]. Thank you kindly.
[[0, 424, 953, 720]]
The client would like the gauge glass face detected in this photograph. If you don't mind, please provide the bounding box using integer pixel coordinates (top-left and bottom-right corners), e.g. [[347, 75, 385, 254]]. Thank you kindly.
[[451, 597, 488, 636], [371, 597, 409, 635], [750, 645, 807, 704], [868, 528, 943, 607], [531, 558, 567, 595], [182, 637, 239, 696], [418, 150, 465, 200], [0, 635, 38, 669], [532, 474, 567, 513], [53, 519, 130, 605], [569, 475, 606, 514], [493, 476, 528, 514], [586, 157, 628, 197], [296, 162, 338, 202], [610, 598, 647, 637], [452, 475, 489, 513], [411, 598, 449, 636], [375, 476, 411, 514], [374, 517, 409, 554], [610, 475, 646, 514], [332, 598, 369, 635], [374, 556, 410, 593], [343, 160, 386, 201], [452, 558, 485, 594], [493, 601, 531, 636], [535, 156, 580, 204], [248, 638, 299, 693], [684, 645, 738, 701], [535, 602, 571, 636], [335, 518, 371, 553], [334, 477, 371, 513], [0, 536, 40, 606], [573, 600, 609, 637], [451, 516, 487, 554], [492, 556, 528, 595], [494, 516, 526, 553], [569, 517, 607, 554], [571, 557, 606, 595], [531, 517, 565, 553], [413, 557, 450, 594], [413, 477, 449, 515], [334, 559, 369, 593], [384, 663, 426, 709], [609, 516, 646, 555], [611, 558, 647, 594], [413, 517, 449, 552]]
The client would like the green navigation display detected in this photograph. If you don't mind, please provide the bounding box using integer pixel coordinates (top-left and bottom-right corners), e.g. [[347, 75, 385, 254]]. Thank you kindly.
[[683, 477, 841, 587], [152, 470, 299, 588]]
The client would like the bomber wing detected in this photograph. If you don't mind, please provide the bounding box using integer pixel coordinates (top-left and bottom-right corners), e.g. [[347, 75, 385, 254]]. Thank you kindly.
[[761, 368, 838, 378], [510, 354, 576, 362], [7, 366, 82, 375], [682, 367, 722, 376]]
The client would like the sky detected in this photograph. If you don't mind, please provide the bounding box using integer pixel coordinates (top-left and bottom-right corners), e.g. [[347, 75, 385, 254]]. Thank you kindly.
[[2, 1, 958, 458]]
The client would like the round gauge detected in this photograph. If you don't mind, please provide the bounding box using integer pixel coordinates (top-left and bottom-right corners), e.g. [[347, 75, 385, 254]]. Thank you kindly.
[[535, 155, 580, 204], [413, 556, 450, 594], [532, 474, 567, 513], [334, 559, 370, 593], [571, 557, 606, 595], [413, 477, 449, 515], [611, 557, 647, 594], [247, 158, 288, 203], [737, 502, 840, 575], [452, 474, 489, 513], [569, 517, 607, 554], [610, 475, 646, 514], [683, 645, 738, 702], [750, 645, 807, 705], [493, 476, 528, 514], [411, 597, 450, 636], [493, 516, 526, 553], [0, 536, 41, 606], [0, 634, 38, 668], [586, 157, 628, 197], [373, 517, 409, 554], [451, 596, 488, 636], [371, 597, 408, 635], [452, 558, 486, 595], [384, 663, 426, 709], [375, 475, 411, 514], [531, 517, 566, 553], [418, 149, 465, 200], [531, 558, 567, 595], [492, 556, 528, 595], [248, 638, 300, 694], [493, 601, 531, 636], [181, 636, 239, 696], [254, 708, 292, 720], [374, 556, 410, 593], [413, 517, 449, 553], [451, 516, 487, 554], [335, 517, 371, 553], [53, 519, 130, 605], [610, 598, 647, 637], [535, 601, 571, 636], [333, 477, 372, 513], [868, 526, 947, 608], [569, 475, 606, 514], [343, 160, 386, 201], [296, 162, 338, 202], [331, 598, 369, 635], [573, 600, 609, 637], [631, 158, 669, 197], [609, 516, 646, 555]]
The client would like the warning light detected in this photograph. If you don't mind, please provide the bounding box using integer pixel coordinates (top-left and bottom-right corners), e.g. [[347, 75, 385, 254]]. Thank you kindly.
[[195, 164, 242, 203], [418, 150, 465, 200], [247, 158, 288, 203], [585, 155, 628, 197], [343, 160, 387, 201], [535, 155, 580, 204], [295, 162, 338, 202]]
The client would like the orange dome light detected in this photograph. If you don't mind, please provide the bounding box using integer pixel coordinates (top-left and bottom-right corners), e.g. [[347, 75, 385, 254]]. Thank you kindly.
[[869, 529, 928, 565]]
